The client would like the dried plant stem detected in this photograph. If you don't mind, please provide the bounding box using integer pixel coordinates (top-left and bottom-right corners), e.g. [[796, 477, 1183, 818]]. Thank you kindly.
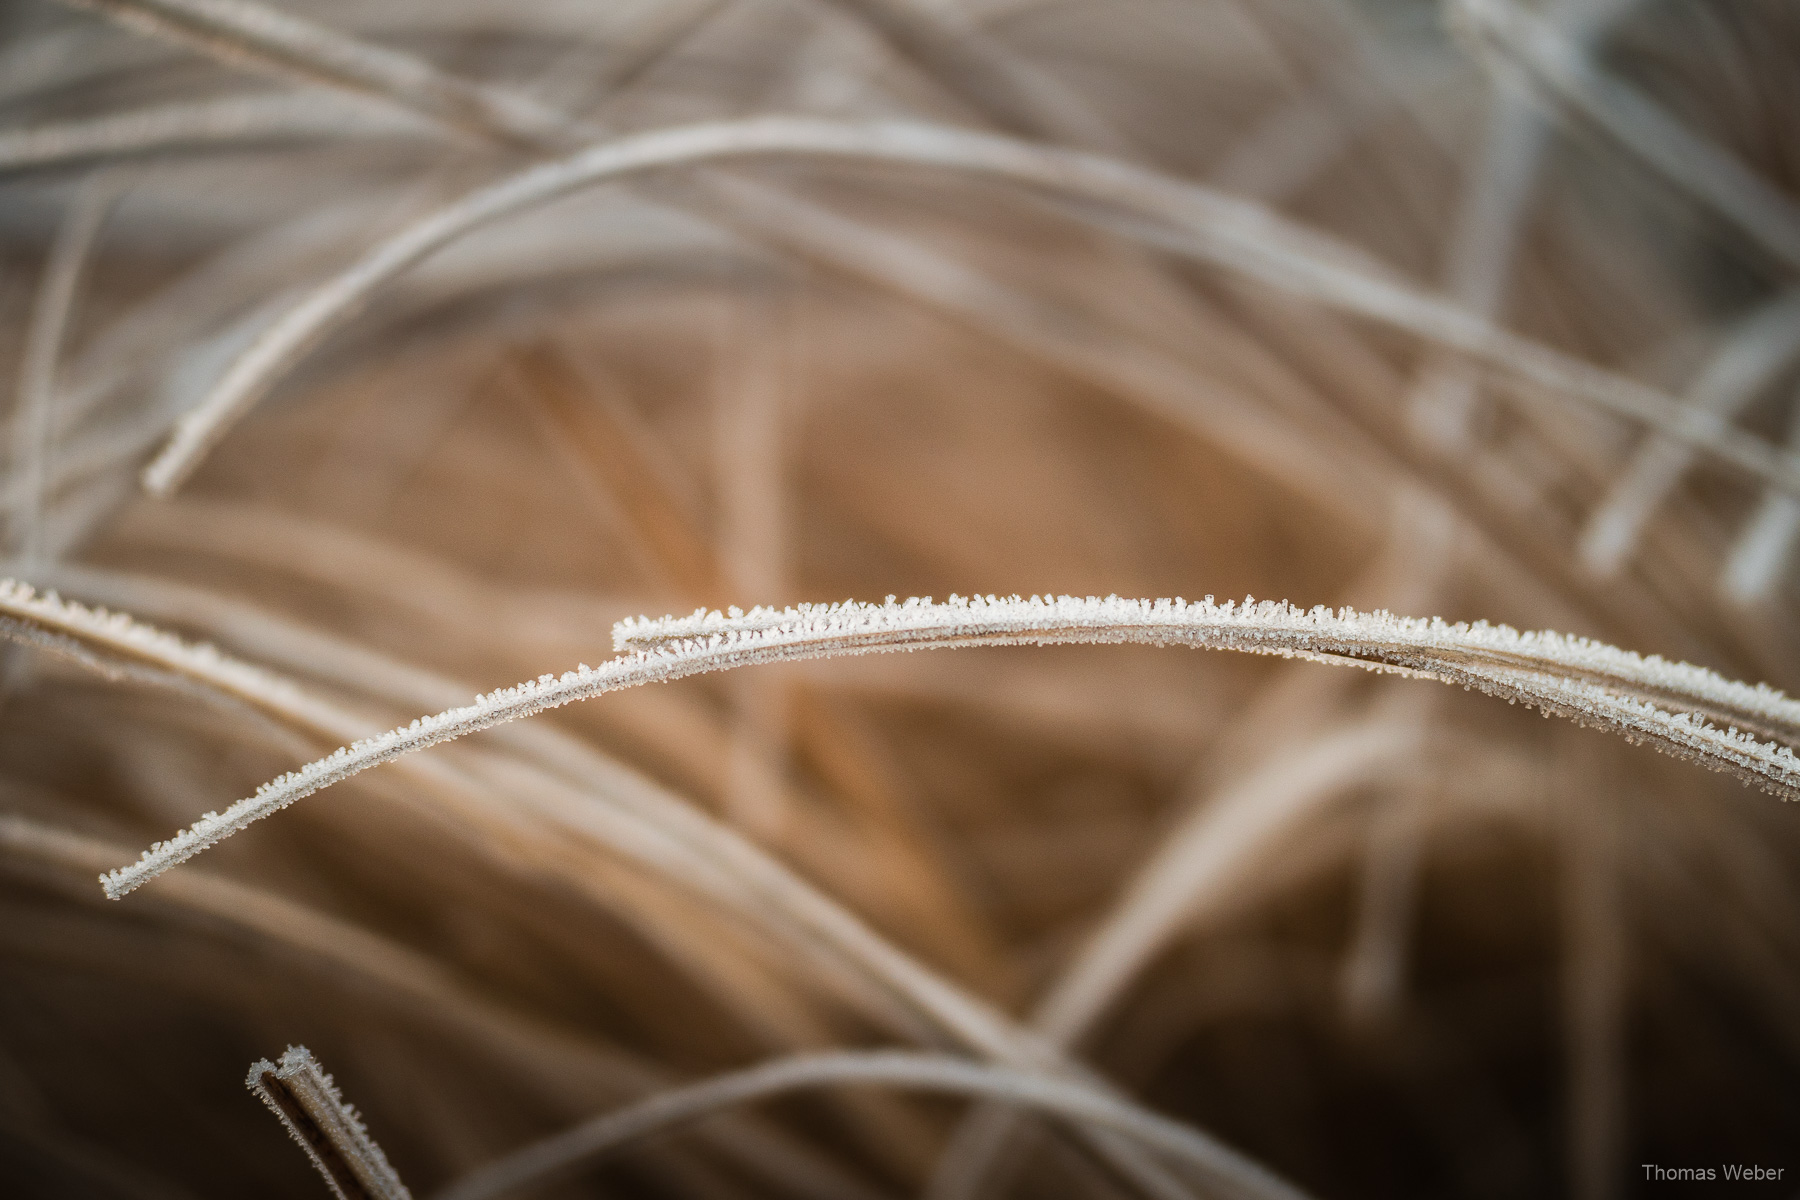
[[136, 115, 1800, 499], [0, 572, 976, 1057], [99, 593, 1800, 902], [0, 578, 323, 723], [433, 1050, 1310, 1200], [9, 174, 123, 563], [0, 574, 1240, 1195], [698, 172, 1378, 524], [1556, 739, 1628, 1200], [1722, 394, 1800, 605], [1033, 715, 1426, 1047], [1402, 0, 1634, 451], [813, 0, 1125, 150], [1403, 0, 1627, 450], [51, 0, 579, 151], [0, 573, 960, 1029], [246, 1045, 412, 1200], [0, 93, 441, 174], [1580, 291, 1800, 577], [1451, 0, 1800, 271]]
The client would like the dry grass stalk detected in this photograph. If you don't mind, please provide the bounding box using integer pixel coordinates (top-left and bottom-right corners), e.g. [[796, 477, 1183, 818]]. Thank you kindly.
[[5, 0, 1800, 1195], [246, 1045, 412, 1200]]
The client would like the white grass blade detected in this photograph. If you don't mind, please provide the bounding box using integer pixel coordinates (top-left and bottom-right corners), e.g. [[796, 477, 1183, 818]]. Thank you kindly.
[[17, 568, 1049, 1069], [1451, 0, 1800, 272], [52, 0, 578, 151], [136, 115, 1800, 500], [1403, 0, 1631, 452], [1722, 493, 1800, 608], [1580, 292, 1800, 577], [15, 567, 1221, 1196], [247, 1045, 412, 1200], [618, 596, 1800, 742], [813, 0, 1126, 150], [103, 593, 1800, 900], [9, 174, 123, 564], [0, 93, 441, 174], [1404, 0, 1637, 451], [432, 1050, 1310, 1200], [0, 578, 322, 725]]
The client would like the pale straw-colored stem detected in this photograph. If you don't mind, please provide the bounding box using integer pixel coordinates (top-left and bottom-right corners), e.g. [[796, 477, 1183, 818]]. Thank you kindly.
[[135, 115, 1800, 500], [433, 1050, 1309, 1200]]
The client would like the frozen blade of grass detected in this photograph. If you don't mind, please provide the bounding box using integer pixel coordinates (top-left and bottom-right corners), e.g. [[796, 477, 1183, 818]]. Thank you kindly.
[[1723, 494, 1800, 606], [1407, 0, 1646, 450], [9, 173, 124, 564], [814, 0, 1126, 150], [1450, 0, 1800, 272], [432, 1050, 1310, 1200], [247, 1046, 412, 1200], [1404, 9, 1566, 451], [106, 594, 1800, 900], [618, 596, 1800, 740], [51, 0, 580, 152], [1721, 385, 1800, 607], [1209, 51, 1454, 203], [137, 115, 1800, 500], [0, 578, 318, 725], [29, 562, 956, 1089], [1580, 291, 1800, 577], [30, 568, 1007, 1063], [0, 93, 443, 174], [32, 566, 1208, 1197]]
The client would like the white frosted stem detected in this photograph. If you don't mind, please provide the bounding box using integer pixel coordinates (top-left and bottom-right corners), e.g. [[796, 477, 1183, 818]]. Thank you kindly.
[[52, 0, 578, 151], [9, 175, 123, 563], [102, 592, 1800, 899], [0, 93, 441, 173], [1722, 494, 1800, 608], [1451, 0, 1800, 271], [247, 1045, 412, 1200], [135, 115, 1800, 499], [1580, 292, 1800, 577]]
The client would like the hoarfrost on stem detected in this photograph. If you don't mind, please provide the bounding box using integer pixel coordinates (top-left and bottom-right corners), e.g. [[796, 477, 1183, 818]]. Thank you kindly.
[[101, 592, 1800, 899]]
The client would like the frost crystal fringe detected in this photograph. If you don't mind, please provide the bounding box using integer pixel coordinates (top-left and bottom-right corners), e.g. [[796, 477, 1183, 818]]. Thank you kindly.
[[103, 594, 1800, 898], [0, 577, 306, 711], [247, 1045, 412, 1200]]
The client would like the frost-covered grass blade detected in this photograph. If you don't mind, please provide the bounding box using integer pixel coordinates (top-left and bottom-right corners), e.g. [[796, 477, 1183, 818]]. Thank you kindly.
[[103, 594, 1800, 900]]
